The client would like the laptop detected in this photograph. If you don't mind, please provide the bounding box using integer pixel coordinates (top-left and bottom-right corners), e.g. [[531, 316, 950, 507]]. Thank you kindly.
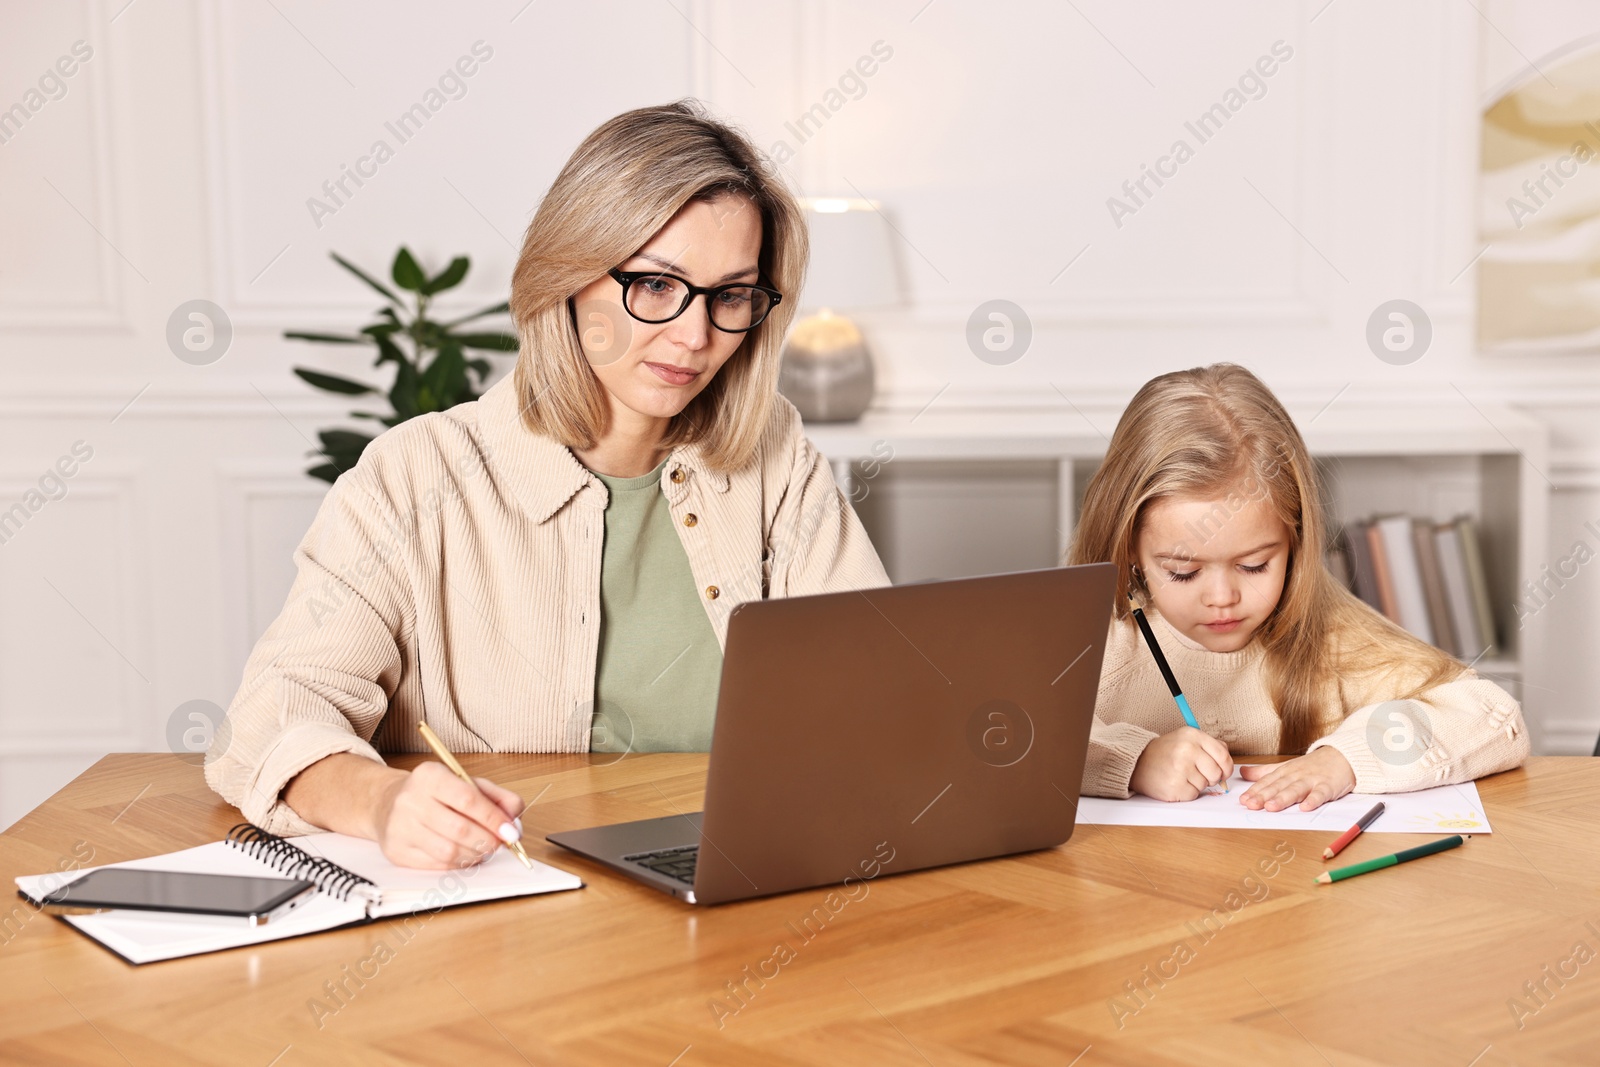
[[547, 562, 1115, 904]]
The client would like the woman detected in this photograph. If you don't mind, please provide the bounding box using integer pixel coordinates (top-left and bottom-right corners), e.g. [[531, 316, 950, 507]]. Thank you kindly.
[[206, 102, 889, 868]]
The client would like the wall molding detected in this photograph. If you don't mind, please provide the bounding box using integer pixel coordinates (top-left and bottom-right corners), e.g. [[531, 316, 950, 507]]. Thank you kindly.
[[196, 3, 499, 324], [0, 381, 369, 420], [216, 459, 330, 678], [4, 375, 1600, 420], [900, 295, 1329, 326], [0, 464, 151, 748], [1551, 455, 1600, 492], [0, 0, 131, 333]]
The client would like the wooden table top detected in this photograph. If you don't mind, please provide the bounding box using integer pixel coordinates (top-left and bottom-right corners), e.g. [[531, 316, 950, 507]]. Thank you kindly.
[[2, 754, 1597, 1066]]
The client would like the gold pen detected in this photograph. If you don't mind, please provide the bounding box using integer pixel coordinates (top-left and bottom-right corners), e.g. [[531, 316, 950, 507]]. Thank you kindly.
[[415, 721, 533, 869]]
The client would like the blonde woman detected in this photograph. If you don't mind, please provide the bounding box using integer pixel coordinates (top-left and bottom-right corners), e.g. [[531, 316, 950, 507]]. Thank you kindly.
[[208, 102, 888, 868], [1069, 363, 1528, 809]]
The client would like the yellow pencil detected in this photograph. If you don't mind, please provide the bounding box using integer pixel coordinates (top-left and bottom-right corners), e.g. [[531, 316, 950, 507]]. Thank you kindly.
[[416, 721, 533, 869]]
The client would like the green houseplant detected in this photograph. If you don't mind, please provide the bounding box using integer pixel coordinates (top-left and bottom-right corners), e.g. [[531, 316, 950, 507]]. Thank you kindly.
[[286, 247, 518, 483]]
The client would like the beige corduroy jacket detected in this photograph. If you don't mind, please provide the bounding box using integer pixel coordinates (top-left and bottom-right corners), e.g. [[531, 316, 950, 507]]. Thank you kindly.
[[206, 375, 890, 834]]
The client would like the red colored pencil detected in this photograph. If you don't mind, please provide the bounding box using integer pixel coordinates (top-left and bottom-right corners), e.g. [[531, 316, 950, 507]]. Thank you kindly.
[[1323, 801, 1385, 860]]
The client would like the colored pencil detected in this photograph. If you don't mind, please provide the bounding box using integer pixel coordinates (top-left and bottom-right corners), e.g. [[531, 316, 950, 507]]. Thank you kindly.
[[1315, 834, 1465, 884], [1323, 801, 1385, 859], [1127, 594, 1225, 793]]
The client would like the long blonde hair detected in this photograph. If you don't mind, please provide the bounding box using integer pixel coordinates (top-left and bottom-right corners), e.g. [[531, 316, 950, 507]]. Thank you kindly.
[[508, 100, 806, 471], [1069, 363, 1462, 753]]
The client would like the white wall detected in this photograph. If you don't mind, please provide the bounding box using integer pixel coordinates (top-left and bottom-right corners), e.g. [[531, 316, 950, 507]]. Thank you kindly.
[[3, 0, 1599, 828]]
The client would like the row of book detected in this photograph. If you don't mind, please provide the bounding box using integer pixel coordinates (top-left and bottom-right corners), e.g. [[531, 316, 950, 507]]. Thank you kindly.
[[1326, 515, 1497, 660]]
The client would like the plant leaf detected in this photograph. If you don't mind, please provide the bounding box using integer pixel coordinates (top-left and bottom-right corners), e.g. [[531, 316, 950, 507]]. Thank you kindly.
[[392, 247, 426, 292], [421, 344, 467, 411], [372, 334, 407, 368], [421, 256, 469, 295], [284, 331, 367, 345], [312, 430, 374, 481], [415, 321, 448, 351], [295, 247, 496, 485], [317, 429, 375, 455], [352, 411, 404, 427], [331, 252, 403, 305], [293, 368, 377, 395], [441, 300, 510, 328], [306, 462, 343, 484], [389, 356, 421, 420], [452, 331, 519, 352]]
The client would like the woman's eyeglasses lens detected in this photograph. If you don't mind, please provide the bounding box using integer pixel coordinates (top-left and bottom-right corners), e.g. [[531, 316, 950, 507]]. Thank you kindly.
[[624, 275, 773, 332]]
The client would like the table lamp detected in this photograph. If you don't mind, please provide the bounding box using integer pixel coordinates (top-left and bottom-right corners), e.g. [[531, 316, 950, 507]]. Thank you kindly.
[[778, 197, 903, 422]]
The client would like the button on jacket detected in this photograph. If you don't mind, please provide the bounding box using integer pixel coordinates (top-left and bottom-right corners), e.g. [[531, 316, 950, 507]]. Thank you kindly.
[[205, 374, 890, 835]]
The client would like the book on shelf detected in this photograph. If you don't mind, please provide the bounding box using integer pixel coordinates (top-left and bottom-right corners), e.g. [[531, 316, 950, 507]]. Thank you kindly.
[[1375, 515, 1433, 645], [1329, 513, 1497, 662], [1456, 516, 1498, 658], [1344, 520, 1382, 612], [1326, 535, 1352, 590], [1365, 523, 1400, 623], [1412, 518, 1457, 657], [1435, 522, 1486, 658]]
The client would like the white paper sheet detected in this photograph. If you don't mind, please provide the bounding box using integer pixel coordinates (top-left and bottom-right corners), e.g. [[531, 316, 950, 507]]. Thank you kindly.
[[1076, 767, 1492, 834], [295, 831, 582, 917]]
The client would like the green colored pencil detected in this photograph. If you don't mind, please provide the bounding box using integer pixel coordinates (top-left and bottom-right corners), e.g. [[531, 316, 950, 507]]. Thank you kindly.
[[1315, 835, 1465, 884]]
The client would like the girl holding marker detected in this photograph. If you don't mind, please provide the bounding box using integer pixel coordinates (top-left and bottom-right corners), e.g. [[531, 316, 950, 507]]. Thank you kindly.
[[1070, 364, 1528, 810]]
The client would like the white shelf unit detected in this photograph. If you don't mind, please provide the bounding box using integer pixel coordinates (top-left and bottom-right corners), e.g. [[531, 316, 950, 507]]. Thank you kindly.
[[806, 401, 1550, 711]]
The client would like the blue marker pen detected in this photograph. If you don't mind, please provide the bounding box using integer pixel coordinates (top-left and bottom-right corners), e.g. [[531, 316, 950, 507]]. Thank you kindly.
[[1128, 593, 1227, 793]]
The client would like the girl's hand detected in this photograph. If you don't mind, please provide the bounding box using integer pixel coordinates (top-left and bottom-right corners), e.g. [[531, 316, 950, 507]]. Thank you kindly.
[[370, 761, 527, 869], [1238, 748, 1356, 812], [1129, 727, 1235, 802]]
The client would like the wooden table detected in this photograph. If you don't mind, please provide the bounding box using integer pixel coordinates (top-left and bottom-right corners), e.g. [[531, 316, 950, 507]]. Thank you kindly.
[[2, 754, 1596, 1066]]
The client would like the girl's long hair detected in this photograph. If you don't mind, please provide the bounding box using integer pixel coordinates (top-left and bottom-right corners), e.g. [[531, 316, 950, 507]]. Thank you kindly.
[[508, 100, 806, 471], [1068, 363, 1463, 753]]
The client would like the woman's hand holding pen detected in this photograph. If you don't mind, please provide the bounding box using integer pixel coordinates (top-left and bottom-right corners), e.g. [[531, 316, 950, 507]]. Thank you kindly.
[[371, 761, 527, 869], [1238, 747, 1355, 812], [1130, 727, 1235, 802]]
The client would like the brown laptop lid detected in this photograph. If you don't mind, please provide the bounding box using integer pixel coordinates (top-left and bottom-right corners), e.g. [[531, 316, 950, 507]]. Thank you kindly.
[[693, 563, 1115, 904]]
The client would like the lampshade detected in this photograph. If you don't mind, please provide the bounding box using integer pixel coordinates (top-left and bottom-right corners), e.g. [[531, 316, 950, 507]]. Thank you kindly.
[[796, 197, 904, 312]]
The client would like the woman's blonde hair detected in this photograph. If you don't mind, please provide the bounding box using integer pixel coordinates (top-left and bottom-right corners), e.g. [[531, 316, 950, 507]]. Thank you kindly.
[[508, 100, 806, 471], [1068, 363, 1463, 753]]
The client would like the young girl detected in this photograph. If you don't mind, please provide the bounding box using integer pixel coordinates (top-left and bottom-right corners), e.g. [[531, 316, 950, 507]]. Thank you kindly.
[[1071, 363, 1528, 810]]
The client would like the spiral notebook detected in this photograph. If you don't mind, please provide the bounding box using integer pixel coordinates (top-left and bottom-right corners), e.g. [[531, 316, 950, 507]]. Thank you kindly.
[[13, 824, 584, 965]]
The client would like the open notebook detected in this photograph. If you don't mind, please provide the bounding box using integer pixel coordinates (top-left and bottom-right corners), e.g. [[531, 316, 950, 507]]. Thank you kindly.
[[13, 823, 584, 965]]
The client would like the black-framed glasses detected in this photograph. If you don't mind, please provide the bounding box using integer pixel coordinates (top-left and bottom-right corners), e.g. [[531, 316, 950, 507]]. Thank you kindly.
[[608, 267, 781, 333]]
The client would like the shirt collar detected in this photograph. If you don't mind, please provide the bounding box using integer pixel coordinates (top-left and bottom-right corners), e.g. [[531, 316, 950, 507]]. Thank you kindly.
[[670, 439, 732, 494], [476, 373, 729, 525]]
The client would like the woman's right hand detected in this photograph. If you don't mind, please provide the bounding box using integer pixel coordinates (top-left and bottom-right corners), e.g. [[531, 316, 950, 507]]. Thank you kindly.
[[1129, 727, 1234, 802], [370, 761, 527, 869]]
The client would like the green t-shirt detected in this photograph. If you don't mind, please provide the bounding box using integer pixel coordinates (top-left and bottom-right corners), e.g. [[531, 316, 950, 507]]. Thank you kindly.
[[589, 457, 723, 753]]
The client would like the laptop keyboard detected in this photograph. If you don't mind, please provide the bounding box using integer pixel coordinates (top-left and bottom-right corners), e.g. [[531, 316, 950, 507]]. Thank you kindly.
[[624, 844, 698, 884]]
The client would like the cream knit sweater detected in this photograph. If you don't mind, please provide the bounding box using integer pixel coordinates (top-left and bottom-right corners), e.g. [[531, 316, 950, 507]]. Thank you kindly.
[[1082, 609, 1529, 798]]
